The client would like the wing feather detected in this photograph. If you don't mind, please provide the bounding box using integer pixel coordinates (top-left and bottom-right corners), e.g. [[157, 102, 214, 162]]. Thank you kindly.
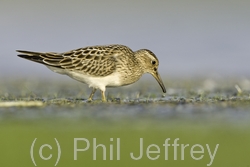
[[17, 45, 133, 77]]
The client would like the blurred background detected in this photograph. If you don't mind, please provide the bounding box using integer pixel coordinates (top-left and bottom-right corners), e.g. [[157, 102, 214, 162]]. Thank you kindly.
[[1, 0, 249, 79]]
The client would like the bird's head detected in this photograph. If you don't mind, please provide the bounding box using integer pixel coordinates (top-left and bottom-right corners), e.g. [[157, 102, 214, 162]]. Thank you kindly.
[[135, 49, 166, 93]]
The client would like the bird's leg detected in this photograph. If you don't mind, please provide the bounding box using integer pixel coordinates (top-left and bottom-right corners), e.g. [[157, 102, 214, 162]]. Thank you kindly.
[[101, 90, 107, 102], [88, 88, 96, 101]]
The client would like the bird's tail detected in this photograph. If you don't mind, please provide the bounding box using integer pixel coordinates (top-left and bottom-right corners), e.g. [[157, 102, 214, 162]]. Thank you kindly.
[[17, 50, 46, 64], [17, 50, 63, 67]]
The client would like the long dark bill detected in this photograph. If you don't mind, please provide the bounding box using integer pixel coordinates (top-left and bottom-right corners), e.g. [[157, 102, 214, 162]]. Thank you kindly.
[[152, 71, 166, 93]]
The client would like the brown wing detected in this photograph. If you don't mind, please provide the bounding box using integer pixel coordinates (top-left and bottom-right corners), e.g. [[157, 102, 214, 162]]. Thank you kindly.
[[58, 48, 117, 76], [17, 45, 131, 77]]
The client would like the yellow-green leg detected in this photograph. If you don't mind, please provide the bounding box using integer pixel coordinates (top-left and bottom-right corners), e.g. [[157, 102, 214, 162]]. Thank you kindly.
[[88, 88, 96, 101], [101, 90, 107, 102]]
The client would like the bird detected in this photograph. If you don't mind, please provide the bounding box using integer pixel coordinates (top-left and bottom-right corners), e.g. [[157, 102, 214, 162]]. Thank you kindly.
[[17, 44, 166, 102]]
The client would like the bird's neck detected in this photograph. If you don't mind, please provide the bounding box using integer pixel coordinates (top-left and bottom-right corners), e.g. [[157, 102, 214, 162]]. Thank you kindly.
[[134, 52, 147, 74]]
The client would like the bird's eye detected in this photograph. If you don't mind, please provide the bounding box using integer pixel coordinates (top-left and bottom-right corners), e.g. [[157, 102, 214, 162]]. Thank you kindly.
[[151, 60, 156, 65]]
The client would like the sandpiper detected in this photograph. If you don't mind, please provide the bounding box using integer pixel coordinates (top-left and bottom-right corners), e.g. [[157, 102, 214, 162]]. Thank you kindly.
[[17, 44, 166, 102]]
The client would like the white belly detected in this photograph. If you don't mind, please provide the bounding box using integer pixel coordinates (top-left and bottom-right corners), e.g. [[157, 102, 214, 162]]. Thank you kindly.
[[46, 66, 121, 91]]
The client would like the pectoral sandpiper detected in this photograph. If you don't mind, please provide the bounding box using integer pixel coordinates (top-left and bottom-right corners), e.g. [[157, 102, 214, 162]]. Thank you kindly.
[[17, 44, 166, 102]]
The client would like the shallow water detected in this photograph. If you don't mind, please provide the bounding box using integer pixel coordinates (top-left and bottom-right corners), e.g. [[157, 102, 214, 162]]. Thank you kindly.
[[1, 78, 250, 121]]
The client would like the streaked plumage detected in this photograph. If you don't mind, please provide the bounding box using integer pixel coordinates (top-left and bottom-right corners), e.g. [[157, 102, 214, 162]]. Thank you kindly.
[[17, 44, 166, 101]]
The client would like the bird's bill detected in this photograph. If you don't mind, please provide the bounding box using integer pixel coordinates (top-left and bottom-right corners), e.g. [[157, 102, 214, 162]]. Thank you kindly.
[[152, 71, 166, 93]]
